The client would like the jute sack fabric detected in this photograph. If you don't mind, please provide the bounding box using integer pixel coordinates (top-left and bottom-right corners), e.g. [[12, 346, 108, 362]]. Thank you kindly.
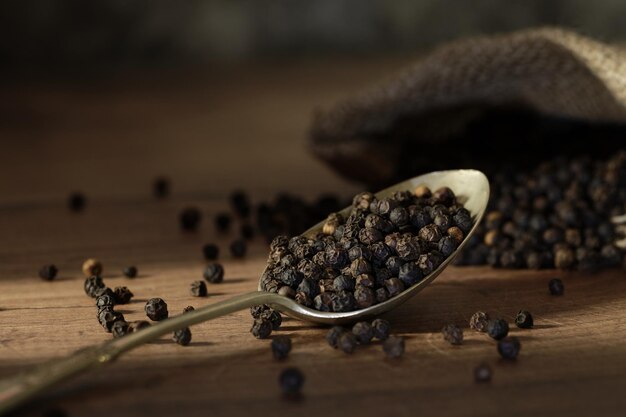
[[309, 28, 626, 184]]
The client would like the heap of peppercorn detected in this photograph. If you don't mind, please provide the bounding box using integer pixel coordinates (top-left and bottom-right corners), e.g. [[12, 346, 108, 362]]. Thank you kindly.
[[455, 151, 625, 270], [259, 186, 472, 312]]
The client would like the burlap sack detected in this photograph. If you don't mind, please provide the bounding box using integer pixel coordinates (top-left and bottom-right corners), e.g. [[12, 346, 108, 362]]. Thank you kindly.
[[309, 28, 626, 186]]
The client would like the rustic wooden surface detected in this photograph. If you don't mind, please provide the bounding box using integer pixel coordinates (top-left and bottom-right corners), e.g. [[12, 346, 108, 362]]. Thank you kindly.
[[1, 58, 626, 417]]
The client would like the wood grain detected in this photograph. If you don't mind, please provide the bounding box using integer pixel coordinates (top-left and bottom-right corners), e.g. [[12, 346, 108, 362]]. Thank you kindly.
[[1, 59, 625, 417]]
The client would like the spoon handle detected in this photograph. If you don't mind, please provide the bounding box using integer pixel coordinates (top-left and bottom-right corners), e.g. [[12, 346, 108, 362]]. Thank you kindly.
[[0, 291, 284, 415]]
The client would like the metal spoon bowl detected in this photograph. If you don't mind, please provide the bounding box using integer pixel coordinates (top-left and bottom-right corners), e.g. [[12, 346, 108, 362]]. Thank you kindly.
[[0, 169, 489, 414]]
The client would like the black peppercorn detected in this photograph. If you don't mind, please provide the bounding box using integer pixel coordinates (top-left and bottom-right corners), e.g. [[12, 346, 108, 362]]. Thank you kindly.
[[313, 292, 335, 311], [251, 318, 273, 339], [486, 319, 509, 340], [123, 266, 138, 278], [474, 363, 492, 383], [398, 262, 422, 287], [180, 207, 201, 231], [173, 327, 192, 346], [113, 286, 133, 304], [352, 322, 374, 345], [419, 224, 442, 245], [382, 335, 405, 358], [338, 332, 358, 354], [497, 336, 521, 360], [190, 280, 208, 297], [375, 287, 389, 303], [96, 293, 115, 310], [260, 308, 282, 330], [326, 326, 345, 348], [215, 212, 232, 232], [441, 324, 463, 345], [202, 244, 219, 260], [333, 275, 355, 292], [84, 275, 106, 298], [82, 258, 103, 278], [145, 298, 168, 321], [230, 190, 251, 218], [372, 318, 391, 340], [331, 291, 355, 312], [153, 177, 169, 199], [384, 278, 404, 297], [183, 306, 195, 314], [395, 236, 422, 261], [278, 286, 296, 298], [39, 264, 58, 281], [515, 310, 534, 328], [279, 367, 304, 397], [354, 286, 375, 309], [250, 305, 269, 319], [271, 336, 292, 360], [359, 227, 383, 245], [204, 263, 225, 283], [230, 239, 247, 258], [548, 278, 564, 296], [414, 185, 432, 199], [353, 192, 375, 210], [349, 257, 372, 277], [240, 224, 255, 240], [111, 320, 128, 338], [98, 309, 125, 332], [68, 192, 86, 212], [469, 311, 489, 332], [432, 187, 456, 206]]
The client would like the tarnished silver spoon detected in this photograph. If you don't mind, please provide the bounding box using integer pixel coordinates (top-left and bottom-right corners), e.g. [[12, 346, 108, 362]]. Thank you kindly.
[[0, 169, 489, 414]]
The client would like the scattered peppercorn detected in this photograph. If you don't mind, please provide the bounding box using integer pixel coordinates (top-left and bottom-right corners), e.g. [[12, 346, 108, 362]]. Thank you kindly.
[[371, 318, 391, 340], [68, 192, 86, 212], [153, 177, 169, 199], [180, 207, 201, 231], [326, 326, 345, 348], [145, 298, 168, 321], [173, 327, 192, 346], [338, 332, 358, 354], [84, 275, 106, 298], [113, 286, 133, 304], [279, 367, 304, 397], [474, 363, 492, 383], [486, 319, 509, 340], [111, 320, 128, 338], [82, 258, 102, 278], [271, 336, 292, 360], [190, 280, 208, 297], [123, 266, 138, 278], [251, 318, 273, 339], [39, 264, 58, 281], [98, 309, 125, 332], [352, 322, 374, 345], [497, 336, 521, 360], [231, 191, 251, 218], [240, 224, 255, 240], [469, 311, 490, 332], [548, 278, 565, 296], [202, 244, 219, 260], [441, 324, 463, 345], [215, 213, 232, 232], [382, 335, 405, 358], [515, 310, 534, 328], [204, 263, 224, 283], [230, 239, 247, 258], [95, 293, 115, 310]]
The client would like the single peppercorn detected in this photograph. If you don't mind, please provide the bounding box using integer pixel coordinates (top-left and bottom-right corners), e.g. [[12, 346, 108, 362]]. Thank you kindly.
[[372, 318, 391, 340], [250, 304, 269, 319], [230, 239, 247, 258], [441, 324, 463, 345], [279, 367, 304, 397], [486, 319, 509, 340], [39, 264, 58, 281], [68, 192, 86, 212], [474, 363, 492, 383], [113, 286, 133, 304], [382, 335, 405, 358], [497, 336, 521, 360], [84, 275, 106, 298], [111, 320, 129, 338], [515, 310, 534, 328], [173, 327, 192, 346], [549, 278, 564, 295], [260, 309, 282, 330], [98, 309, 125, 332], [202, 244, 219, 260], [338, 332, 358, 354], [190, 280, 208, 297], [240, 224, 255, 240], [180, 207, 201, 231], [145, 298, 168, 321], [251, 318, 273, 339], [414, 185, 432, 199], [215, 212, 232, 232], [82, 258, 102, 278], [153, 177, 169, 199], [204, 263, 224, 283], [96, 293, 115, 309], [123, 266, 138, 278], [469, 311, 490, 332], [230, 190, 251, 218], [352, 322, 374, 345], [326, 326, 345, 348], [271, 336, 292, 360]]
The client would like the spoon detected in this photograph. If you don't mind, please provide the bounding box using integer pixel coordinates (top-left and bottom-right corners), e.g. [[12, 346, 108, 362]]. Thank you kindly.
[[0, 169, 489, 414]]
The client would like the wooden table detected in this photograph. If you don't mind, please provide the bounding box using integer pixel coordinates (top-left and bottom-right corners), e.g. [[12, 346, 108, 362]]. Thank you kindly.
[[1, 58, 625, 417]]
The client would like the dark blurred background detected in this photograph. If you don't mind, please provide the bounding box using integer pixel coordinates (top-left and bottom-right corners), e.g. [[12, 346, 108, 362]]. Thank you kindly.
[[1, 1, 625, 204], [2, 0, 626, 74]]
